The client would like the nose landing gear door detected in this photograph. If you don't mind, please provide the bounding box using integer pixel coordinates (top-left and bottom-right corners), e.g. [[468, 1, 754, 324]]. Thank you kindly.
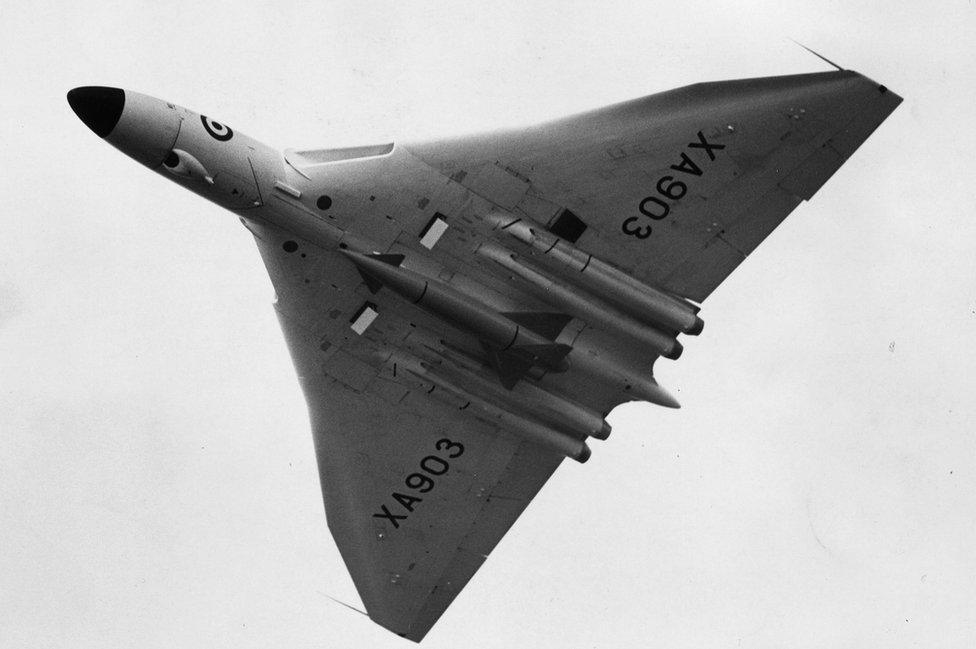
[[212, 165, 262, 209]]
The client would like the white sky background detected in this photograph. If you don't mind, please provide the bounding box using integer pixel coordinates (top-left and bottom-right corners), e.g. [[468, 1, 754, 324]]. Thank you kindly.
[[1, 1, 974, 647]]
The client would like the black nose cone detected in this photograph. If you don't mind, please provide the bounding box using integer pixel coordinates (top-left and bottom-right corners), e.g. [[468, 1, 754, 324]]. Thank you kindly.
[[67, 86, 125, 137]]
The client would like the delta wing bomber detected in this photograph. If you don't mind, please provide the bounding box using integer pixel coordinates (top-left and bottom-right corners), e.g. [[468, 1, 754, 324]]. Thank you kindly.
[[68, 67, 901, 641]]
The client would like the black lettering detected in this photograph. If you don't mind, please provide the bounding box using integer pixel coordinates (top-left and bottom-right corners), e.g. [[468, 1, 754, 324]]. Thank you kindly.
[[688, 130, 725, 161], [639, 195, 670, 220], [670, 152, 703, 176], [420, 455, 449, 475], [435, 438, 465, 458], [392, 492, 423, 512], [373, 504, 407, 529], [621, 216, 652, 239], [405, 472, 435, 492], [656, 176, 687, 200]]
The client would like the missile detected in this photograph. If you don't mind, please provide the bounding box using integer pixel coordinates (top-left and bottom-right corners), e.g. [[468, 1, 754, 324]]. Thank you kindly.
[[346, 250, 679, 408], [423, 341, 612, 439], [488, 215, 704, 336], [477, 242, 683, 360], [572, 350, 682, 409], [417, 313, 680, 411], [391, 352, 591, 462], [343, 250, 571, 379]]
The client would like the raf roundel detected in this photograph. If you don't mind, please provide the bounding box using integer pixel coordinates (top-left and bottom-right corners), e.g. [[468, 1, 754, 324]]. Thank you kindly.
[[200, 115, 233, 141]]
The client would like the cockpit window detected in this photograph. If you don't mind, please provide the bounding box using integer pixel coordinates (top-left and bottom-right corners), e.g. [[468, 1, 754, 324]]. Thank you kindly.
[[163, 150, 179, 168]]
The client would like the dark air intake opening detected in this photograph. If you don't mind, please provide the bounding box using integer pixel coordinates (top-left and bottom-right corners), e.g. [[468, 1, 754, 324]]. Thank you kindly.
[[547, 208, 588, 243]]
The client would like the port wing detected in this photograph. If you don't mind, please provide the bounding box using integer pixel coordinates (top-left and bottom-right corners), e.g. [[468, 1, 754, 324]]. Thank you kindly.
[[405, 70, 902, 302], [246, 218, 565, 642]]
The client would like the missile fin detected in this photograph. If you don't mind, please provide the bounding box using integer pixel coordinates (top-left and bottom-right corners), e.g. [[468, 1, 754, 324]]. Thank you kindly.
[[356, 268, 385, 294], [368, 253, 406, 267], [353, 254, 405, 293], [501, 311, 573, 340], [512, 343, 572, 368], [484, 346, 536, 389], [485, 343, 572, 389]]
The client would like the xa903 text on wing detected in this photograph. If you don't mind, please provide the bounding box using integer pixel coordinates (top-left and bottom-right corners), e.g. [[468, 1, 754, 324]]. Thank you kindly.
[[620, 130, 726, 239], [372, 438, 465, 530]]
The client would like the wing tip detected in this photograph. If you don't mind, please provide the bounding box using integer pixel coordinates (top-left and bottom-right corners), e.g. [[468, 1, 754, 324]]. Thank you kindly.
[[370, 612, 433, 643], [788, 39, 845, 71]]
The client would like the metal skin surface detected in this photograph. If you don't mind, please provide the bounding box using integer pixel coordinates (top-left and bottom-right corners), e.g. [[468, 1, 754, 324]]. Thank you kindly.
[[68, 70, 901, 641]]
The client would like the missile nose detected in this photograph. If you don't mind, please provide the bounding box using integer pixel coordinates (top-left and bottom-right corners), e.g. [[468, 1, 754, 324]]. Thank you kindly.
[[67, 86, 125, 137]]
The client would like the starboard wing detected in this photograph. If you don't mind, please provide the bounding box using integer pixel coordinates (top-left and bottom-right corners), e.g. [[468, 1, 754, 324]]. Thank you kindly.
[[404, 70, 902, 302]]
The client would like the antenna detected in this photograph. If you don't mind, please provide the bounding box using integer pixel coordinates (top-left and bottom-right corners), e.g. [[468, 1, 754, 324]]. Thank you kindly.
[[319, 591, 368, 617], [789, 39, 845, 71]]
